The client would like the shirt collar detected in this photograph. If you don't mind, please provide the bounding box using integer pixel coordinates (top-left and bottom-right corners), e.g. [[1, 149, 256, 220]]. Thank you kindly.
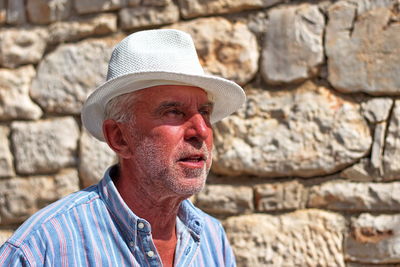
[[98, 165, 204, 245]]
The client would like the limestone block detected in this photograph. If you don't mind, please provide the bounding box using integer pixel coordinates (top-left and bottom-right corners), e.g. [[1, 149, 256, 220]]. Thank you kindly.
[[144, 0, 170, 6], [119, 2, 179, 30], [341, 159, 378, 182], [244, 11, 268, 38], [0, 170, 79, 225], [224, 210, 346, 266], [79, 129, 116, 188], [0, 27, 48, 68], [178, 0, 282, 18], [6, 0, 26, 25], [213, 81, 372, 177], [0, 229, 14, 245], [0, 126, 14, 178], [0, 65, 42, 120], [326, 2, 400, 94], [361, 98, 393, 123], [346, 213, 400, 263], [126, 0, 140, 6], [31, 38, 115, 114], [11, 117, 79, 175], [261, 4, 325, 84], [27, 0, 71, 24], [54, 169, 80, 196], [383, 100, 400, 180], [49, 13, 117, 44], [348, 0, 399, 14], [255, 180, 305, 211], [75, 0, 125, 14], [348, 263, 400, 267], [308, 181, 400, 211], [169, 17, 259, 85], [195, 185, 253, 215], [0, 0, 6, 24], [370, 121, 386, 173]]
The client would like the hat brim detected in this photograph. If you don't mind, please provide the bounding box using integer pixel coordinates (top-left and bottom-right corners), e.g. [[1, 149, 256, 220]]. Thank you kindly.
[[81, 71, 246, 141]]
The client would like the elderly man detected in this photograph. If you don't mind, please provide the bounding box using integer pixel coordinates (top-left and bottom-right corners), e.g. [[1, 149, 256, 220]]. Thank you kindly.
[[0, 29, 245, 266]]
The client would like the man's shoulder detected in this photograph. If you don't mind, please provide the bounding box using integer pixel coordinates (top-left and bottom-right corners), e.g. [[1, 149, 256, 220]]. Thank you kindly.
[[6, 184, 101, 248]]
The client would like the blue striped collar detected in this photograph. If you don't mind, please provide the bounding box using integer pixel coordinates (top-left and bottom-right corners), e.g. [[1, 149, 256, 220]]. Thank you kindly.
[[98, 165, 204, 248]]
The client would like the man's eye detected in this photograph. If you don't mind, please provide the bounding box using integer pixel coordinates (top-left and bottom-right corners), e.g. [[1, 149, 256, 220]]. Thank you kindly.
[[200, 109, 211, 117], [166, 109, 184, 116]]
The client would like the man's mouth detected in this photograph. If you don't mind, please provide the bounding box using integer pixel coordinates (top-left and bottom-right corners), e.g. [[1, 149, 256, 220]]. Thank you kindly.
[[178, 154, 207, 168], [179, 155, 206, 162]]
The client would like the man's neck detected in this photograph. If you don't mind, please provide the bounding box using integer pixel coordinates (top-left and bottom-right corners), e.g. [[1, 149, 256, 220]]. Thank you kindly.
[[112, 164, 184, 266]]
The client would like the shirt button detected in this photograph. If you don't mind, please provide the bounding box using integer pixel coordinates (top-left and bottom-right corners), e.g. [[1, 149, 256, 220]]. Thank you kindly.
[[129, 241, 134, 247], [147, 250, 154, 258], [137, 222, 145, 229]]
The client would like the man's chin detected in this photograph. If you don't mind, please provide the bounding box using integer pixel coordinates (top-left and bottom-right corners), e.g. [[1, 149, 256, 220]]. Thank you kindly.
[[169, 176, 207, 197]]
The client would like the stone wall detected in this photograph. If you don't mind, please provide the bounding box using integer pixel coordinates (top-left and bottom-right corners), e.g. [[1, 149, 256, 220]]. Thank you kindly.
[[0, 0, 399, 266]]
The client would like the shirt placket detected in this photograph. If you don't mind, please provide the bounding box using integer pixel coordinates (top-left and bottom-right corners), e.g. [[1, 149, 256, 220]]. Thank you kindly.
[[174, 219, 200, 267], [135, 220, 163, 267]]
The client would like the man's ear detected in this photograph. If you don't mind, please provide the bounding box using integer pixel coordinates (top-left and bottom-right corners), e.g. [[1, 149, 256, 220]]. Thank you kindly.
[[102, 119, 132, 159]]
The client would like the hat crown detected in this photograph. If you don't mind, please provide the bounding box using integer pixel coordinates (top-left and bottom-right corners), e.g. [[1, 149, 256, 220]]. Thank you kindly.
[[107, 29, 204, 81]]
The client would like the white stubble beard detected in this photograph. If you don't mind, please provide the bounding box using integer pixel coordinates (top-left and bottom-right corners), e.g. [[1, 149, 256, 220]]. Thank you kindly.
[[133, 135, 212, 197]]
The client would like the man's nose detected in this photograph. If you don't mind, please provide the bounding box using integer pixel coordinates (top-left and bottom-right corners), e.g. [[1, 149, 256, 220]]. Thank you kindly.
[[184, 113, 211, 141]]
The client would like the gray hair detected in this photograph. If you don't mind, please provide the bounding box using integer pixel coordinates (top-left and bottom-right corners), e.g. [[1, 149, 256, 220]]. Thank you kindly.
[[104, 92, 138, 123]]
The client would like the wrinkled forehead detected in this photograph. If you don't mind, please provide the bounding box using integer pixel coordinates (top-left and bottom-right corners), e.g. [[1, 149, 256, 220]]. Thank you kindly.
[[130, 85, 213, 103]]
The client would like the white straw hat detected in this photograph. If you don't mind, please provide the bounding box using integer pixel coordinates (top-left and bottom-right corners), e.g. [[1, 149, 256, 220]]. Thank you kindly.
[[81, 29, 246, 141]]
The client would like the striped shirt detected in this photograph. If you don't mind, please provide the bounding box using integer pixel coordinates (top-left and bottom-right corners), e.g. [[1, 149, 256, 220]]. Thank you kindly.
[[0, 166, 236, 266]]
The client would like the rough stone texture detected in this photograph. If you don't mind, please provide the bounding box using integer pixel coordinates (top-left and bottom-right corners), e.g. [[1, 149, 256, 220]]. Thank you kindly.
[[0, 169, 79, 224], [169, 17, 259, 85], [255, 180, 305, 211], [79, 129, 116, 188], [48, 13, 117, 43], [119, 2, 179, 30], [242, 11, 268, 38], [261, 4, 325, 84], [75, 0, 125, 14], [0, 126, 14, 178], [308, 181, 400, 211], [178, 0, 282, 18], [370, 121, 386, 174], [348, 263, 400, 267], [27, 0, 71, 24], [11, 117, 79, 175], [126, 0, 140, 6], [224, 210, 346, 266], [0, 0, 6, 24], [348, 0, 399, 14], [144, 0, 171, 6], [326, 1, 400, 94], [195, 185, 253, 215], [0, 65, 43, 120], [0, 27, 48, 68], [361, 97, 393, 123], [213, 81, 372, 177], [30, 38, 115, 114], [346, 213, 400, 264], [383, 100, 400, 180], [341, 158, 380, 182], [6, 0, 26, 25]]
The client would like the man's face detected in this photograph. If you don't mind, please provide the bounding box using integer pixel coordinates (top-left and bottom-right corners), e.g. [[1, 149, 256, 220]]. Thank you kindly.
[[121, 85, 214, 197]]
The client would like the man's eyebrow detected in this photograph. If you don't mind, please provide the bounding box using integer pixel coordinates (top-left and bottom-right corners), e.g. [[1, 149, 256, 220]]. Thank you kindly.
[[157, 101, 214, 109], [154, 101, 214, 115], [200, 101, 214, 109], [157, 101, 182, 110], [154, 101, 182, 114]]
